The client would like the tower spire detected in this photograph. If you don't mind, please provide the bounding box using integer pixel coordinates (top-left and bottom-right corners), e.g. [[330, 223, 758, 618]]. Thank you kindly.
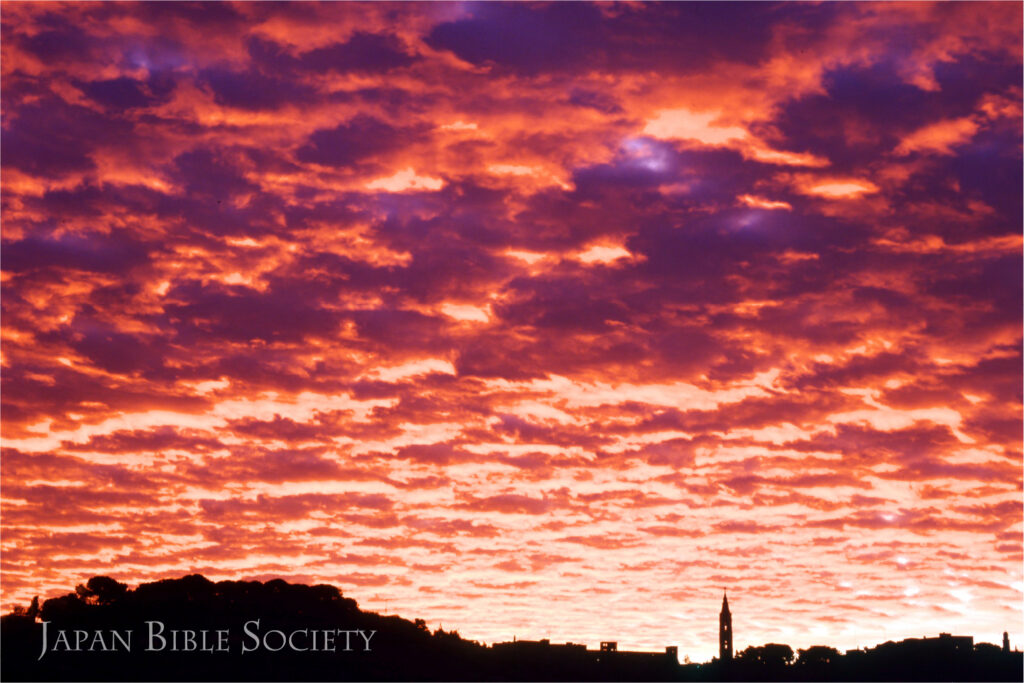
[[719, 591, 733, 661]]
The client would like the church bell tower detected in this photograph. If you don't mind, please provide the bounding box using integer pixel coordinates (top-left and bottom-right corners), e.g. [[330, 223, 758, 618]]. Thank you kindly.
[[719, 591, 733, 661]]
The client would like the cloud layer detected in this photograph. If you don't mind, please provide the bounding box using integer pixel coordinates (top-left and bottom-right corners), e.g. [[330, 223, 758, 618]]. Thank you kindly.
[[2, 1, 1021, 660]]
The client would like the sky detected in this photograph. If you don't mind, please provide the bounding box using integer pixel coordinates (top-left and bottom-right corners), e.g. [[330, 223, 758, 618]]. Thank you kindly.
[[1, 1, 1022, 662]]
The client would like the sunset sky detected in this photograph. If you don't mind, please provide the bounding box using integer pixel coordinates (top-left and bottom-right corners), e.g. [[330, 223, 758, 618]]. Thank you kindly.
[[1, 1, 1022, 662]]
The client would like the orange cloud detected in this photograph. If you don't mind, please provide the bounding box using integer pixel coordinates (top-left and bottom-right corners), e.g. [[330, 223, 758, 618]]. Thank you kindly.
[[738, 194, 793, 211], [895, 117, 980, 156], [1, 1, 1020, 664], [792, 177, 881, 199]]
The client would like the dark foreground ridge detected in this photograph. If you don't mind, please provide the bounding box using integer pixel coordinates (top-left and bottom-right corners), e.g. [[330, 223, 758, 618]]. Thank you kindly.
[[1, 575, 1020, 682]]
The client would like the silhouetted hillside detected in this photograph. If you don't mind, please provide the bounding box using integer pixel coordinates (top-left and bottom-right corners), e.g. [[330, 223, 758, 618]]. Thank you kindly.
[[1, 574, 489, 681], [2, 575, 1021, 681]]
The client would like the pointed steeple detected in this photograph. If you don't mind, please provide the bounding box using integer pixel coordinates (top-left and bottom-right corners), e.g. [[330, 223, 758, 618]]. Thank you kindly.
[[719, 590, 733, 661]]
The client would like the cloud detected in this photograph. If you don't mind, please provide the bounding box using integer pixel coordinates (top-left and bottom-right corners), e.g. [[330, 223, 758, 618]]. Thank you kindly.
[[296, 32, 417, 73], [366, 168, 445, 193], [895, 117, 980, 156], [0, 0, 1020, 663], [643, 108, 830, 167], [296, 116, 422, 168]]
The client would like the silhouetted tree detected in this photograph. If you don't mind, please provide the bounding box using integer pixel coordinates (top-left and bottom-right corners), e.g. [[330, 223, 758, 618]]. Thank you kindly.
[[75, 576, 128, 605], [797, 645, 839, 667], [735, 642, 794, 679], [738, 643, 794, 667], [27, 596, 40, 620], [39, 593, 89, 622], [794, 645, 840, 680]]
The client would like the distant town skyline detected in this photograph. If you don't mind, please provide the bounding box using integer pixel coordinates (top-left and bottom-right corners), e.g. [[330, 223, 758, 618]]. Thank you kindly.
[[1, 1, 1021, 664], [3, 574, 1021, 682]]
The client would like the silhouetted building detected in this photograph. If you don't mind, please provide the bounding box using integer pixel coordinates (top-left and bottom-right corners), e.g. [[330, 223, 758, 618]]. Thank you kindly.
[[490, 638, 591, 679], [492, 638, 587, 654], [1003, 631, 1009, 653], [719, 591, 733, 661], [491, 637, 678, 679]]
